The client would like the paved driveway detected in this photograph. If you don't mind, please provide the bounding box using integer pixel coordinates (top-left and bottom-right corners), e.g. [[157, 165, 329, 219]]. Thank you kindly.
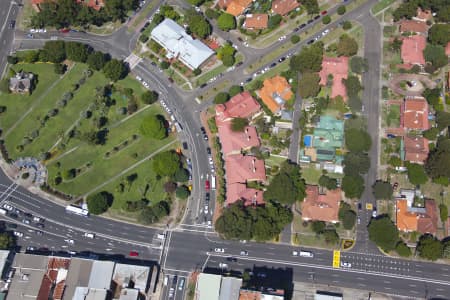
[[389, 74, 437, 96]]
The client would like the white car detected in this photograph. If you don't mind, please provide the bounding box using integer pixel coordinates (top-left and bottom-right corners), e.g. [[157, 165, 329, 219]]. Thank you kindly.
[[207, 220, 212, 227], [341, 261, 352, 268], [292, 250, 299, 256], [84, 232, 95, 239], [372, 210, 377, 218], [13, 231, 23, 237], [204, 205, 209, 214], [3, 204, 13, 211], [136, 75, 142, 81], [240, 250, 248, 256], [219, 262, 228, 268], [214, 248, 225, 253]]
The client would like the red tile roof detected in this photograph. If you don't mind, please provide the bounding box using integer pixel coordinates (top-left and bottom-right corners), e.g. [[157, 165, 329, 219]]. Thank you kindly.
[[399, 20, 428, 34], [401, 35, 426, 65], [225, 0, 252, 16], [226, 183, 264, 206], [239, 290, 261, 300], [319, 56, 349, 100], [225, 154, 266, 184], [216, 118, 260, 155], [216, 91, 261, 121], [271, 0, 300, 15], [301, 185, 342, 223], [397, 199, 438, 235], [446, 42, 450, 56], [244, 14, 269, 30], [37, 276, 53, 300], [257, 75, 293, 113], [402, 97, 430, 130], [403, 136, 429, 164]]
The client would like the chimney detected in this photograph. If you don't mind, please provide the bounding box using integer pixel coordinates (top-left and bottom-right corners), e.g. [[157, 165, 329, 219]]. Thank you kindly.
[[252, 159, 256, 173]]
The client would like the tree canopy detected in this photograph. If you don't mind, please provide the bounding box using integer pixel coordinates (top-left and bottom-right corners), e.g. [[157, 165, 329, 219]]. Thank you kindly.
[[318, 175, 338, 190], [341, 174, 365, 199], [336, 34, 358, 57], [368, 215, 399, 251], [139, 115, 166, 139], [345, 128, 372, 152], [425, 138, 450, 179], [343, 152, 370, 176], [299, 72, 321, 98], [185, 10, 211, 38], [87, 51, 108, 70], [428, 24, 450, 46], [406, 163, 428, 185], [65, 41, 90, 62], [176, 185, 190, 199], [439, 204, 448, 223], [396, 241, 411, 257], [138, 201, 170, 224], [290, 43, 324, 73], [152, 151, 181, 177], [141, 90, 159, 104], [87, 191, 111, 215], [0, 232, 14, 250], [217, 13, 236, 31], [268, 14, 282, 29], [372, 181, 393, 200], [103, 59, 128, 81], [231, 118, 249, 132], [342, 75, 363, 98], [350, 56, 368, 74], [339, 202, 356, 229], [424, 44, 448, 70], [303, 0, 319, 15], [215, 201, 293, 241], [417, 234, 443, 261], [264, 161, 306, 204], [43, 41, 66, 63], [214, 92, 230, 104]]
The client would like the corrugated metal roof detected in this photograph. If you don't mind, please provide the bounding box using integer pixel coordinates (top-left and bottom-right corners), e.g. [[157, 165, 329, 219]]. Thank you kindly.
[[219, 277, 242, 300], [197, 273, 221, 300], [88, 261, 114, 289]]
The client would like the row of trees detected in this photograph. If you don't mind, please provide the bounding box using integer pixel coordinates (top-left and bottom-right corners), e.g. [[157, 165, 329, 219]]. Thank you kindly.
[[393, 0, 450, 22], [31, 0, 139, 29]]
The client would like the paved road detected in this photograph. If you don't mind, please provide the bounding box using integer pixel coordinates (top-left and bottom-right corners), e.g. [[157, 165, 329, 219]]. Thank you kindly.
[[0, 1, 19, 77], [3, 1, 450, 299]]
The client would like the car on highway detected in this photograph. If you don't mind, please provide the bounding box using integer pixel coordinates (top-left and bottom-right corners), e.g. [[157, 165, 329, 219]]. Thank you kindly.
[[204, 205, 208, 214], [214, 248, 225, 253], [278, 57, 286, 62], [26, 246, 35, 251], [9, 20, 15, 29], [200, 83, 207, 88], [270, 62, 277, 68], [36, 231, 43, 236], [240, 250, 248, 256], [357, 203, 362, 210], [129, 251, 139, 257], [22, 219, 31, 225], [164, 276, 168, 286], [205, 180, 210, 191], [357, 217, 361, 224], [236, 61, 243, 67], [205, 193, 210, 202], [206, 147, 211, 155], [13, 231, 23, 237], [3, 204, 12, 211], [307, 19, 314, 24], [26, 33, 34, 39], [7, 223, 17, 229], [341, 261, 352, 268], [387, 133, 396, 138], [219, 262, 228, 268], [59, 28, 70, 33], [36, 223, 45, 229], [173, 275, 177, 284], [292, 250, 299, 256], [84, 232, 95, 239], [178, 278, 185, 290], [168, 287, 174, 298], [66, 239, 74, 244]]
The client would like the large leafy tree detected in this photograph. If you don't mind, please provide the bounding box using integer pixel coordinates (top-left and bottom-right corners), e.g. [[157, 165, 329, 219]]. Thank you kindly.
[[345, 128, 372, 152], [342, 75, 362, 98], [217, 13, 236, 31], [341, 174, 365, 199], [0, 232, 14, 250], [43, 41, 66, 63], [428, 24, 450, 46], [406, 163, 428, 185], [87, 191, 112, 215], [368, 215, 399, 251], [417, 234, 443, 261], [231, 118, 249, 132], [138, 201, 170, 224], [336, 34, 358, 56], [65, 41, 90, 63], [372, 181, 393, 200], [303, 0, 319, 15], [424, 44, 447, 70], [103, 59, 128, 81], [298, 72, 321, 98], [343, 152, 370, 176], [264, 161, 306, 204], [290, 43, 324, 73], [87, 51, 108, 71], [185, 10, 211, 38], [152, 151, 181, 177], [425, 138, 450, 179]]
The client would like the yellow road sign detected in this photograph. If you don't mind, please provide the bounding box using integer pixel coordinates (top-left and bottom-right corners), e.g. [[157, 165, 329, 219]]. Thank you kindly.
[[332, 250, 341, 268], [366, 203, 373, 210]]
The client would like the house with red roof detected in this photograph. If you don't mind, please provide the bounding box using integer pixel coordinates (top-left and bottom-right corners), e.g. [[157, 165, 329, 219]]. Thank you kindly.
[[216, 119, 260, 156], [399, 20, 428, 35], [301, 185, 342, 223], [401, 97, 430, 131], [401, 35, 426, 66], [257, 75, 293, 114], [219, 0, 253, 16], [215, 91, 261, 122], [396, 198, 438, 235], [445, 42, 450, 56], [319, 56, 349, 100], [244, 14, 269, 30], [271, 0, 300, 16], [225, 154, 266, 184], [226, 183, 264, 206], [32, 0, 104, 12], [402, 136, 429, 164]]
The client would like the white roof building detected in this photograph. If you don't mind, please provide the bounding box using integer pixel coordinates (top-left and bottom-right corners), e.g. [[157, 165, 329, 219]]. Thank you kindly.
[[151, 18, 214, 70]]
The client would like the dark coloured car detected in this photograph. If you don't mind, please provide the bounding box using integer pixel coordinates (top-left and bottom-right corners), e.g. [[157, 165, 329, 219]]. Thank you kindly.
[[321, 10, 328, 15], [278, 57, 286, 62], [168, 77, 174, 83], [314, 15, 320, 20], [294, 27, 300, 32], [236, 62, 243, 67], [9, 213, 18, 219], [307, 19, 314, 24], [36, 231, 43, 236], [206, 147, 211, 154], [307, 39, 314, 44], [173, 275, 177, 284], [270, 62, 277, 68], [7, 223, 17, 228], [387, 134, 396, 138], [245, 78, 252, 83], [151, 61, 157, 66], [36, 223, 45, 229], [200, 83, 207, 88], [24, 213, 32, 218], [9, 20, 15, 29], [300, 23, 306, 28], [205, 193, 210, 202], [182, 142, 188, 150], [357, 203, 362, 210]]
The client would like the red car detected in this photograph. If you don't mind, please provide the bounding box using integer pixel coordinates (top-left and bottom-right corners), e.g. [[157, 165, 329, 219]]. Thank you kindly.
[[321, 10, 328, 15], [205, 180, 210, 191], [129, 251, 139, 257], [59, 28, 70, 33]]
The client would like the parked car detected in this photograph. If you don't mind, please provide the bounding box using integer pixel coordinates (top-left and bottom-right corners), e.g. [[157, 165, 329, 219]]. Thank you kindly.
[[240, 250, 248, 256], [321, 10, 328, 15], [341, 261, 352, 268], [205, 180, 210, 190], [129, 251, 139, 257], [393, 182, 399, 190], [214, 248, 225, 253]]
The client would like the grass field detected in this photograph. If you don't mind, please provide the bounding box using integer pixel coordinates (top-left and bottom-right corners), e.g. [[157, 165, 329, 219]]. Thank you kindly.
[[371, 0, 396, 15], [0, 61, 177, 205]]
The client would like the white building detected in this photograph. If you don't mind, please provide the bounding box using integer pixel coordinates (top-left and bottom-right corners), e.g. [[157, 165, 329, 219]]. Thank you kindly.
[[151, 18, 214, 70]]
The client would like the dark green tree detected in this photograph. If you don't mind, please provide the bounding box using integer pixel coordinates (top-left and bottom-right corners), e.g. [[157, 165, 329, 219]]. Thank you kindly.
[[372, 181, 393, 200], [396, 241, 411, 257], [65, 41, 89, 62], [264, 161, 306, 204], [0, 232, 14, 249], [290, 35, 300, 44], [406, 163, 428, 185], [439, 204, 448, 223], [336, 34, 358, 56], [152, 151, 181, 177], [103, 59, 127, 81], [214, 92, 230, 104], [426, 137, 450, 179], [87, 51, 108, 71], [350, 56, 368, 74], [341, 174, 365, 199], [290, 43, 324, 73], [87, 192, 110, 215], [337, 5, 346, 15], [176, 185, 190, 199], [141, 90, 159, 104], [342, 75, 362, 98], [303, 0, 319, 15], [318, 175, 338, 190], [231, 118, 249, 132], [229, 85, 242, 97], [368, 215, 399, 251], [424, 44, 447, 69], [345, 128, 371, 152], [185, 10, 211, 38], [428, 24, 450, 46], [173, 168, 189, 182], [217, 13, 236, 31], [311, 221, 326, 234], [298, 72, 321, 98], [43, 41, 66, 63], [417, 234, 443, 261], [322, 15, 331, 24], [268, 14, 282, 29]]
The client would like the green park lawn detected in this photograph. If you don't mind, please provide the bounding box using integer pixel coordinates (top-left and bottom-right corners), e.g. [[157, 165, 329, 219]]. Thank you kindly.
[[0, 61, 177, 204]]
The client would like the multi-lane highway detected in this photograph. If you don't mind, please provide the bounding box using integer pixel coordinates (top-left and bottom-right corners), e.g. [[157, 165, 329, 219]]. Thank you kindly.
[[1, 0, 450, 299]]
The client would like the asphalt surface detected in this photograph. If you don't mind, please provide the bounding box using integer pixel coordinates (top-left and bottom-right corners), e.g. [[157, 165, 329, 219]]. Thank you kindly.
[[2, 1, 450, 299]]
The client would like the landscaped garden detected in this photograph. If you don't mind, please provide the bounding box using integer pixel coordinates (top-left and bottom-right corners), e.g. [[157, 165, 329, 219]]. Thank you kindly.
[[0, 42, 188, 224]]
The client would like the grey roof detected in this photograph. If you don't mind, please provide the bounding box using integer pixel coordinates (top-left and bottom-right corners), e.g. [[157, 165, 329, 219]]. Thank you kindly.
[[197, 273, 221, 300], [9, 72, 33, 92], [63, 258, 94, 300], [88, 260, 115, 289], [8, 254, 48, 300], [219, 277, 242, 300], [118, 288, 139, 300], [73, 287, 108, 300], [151, 18, 214, 70], [113, 263, 150, 292]]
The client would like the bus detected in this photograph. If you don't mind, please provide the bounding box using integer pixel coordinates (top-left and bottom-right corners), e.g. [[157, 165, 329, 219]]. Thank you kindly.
[[211, 176, 216, 190], [65, 205, 89, 217]]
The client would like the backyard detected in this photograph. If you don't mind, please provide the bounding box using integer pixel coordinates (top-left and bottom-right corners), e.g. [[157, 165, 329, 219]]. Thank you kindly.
[[0, 61, 177, 217]]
